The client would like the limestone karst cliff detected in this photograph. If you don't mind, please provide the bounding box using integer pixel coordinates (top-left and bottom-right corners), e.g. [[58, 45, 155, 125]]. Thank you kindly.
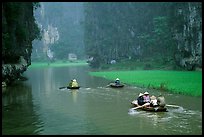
[[2, 2, 41, 85]]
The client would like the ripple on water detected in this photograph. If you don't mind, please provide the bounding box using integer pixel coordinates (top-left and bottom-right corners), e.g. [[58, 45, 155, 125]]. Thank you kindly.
[[168, 106, 184, 113], [128, 109, 141, 115]]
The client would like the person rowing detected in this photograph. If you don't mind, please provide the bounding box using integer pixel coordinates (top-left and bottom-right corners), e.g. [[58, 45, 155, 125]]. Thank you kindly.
[[68, 79, 79, 88], [115, 78, 120, 85], [157, 94, 166, 108]]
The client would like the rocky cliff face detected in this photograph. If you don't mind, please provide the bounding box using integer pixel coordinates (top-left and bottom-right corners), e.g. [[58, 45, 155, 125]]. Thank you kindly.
[[174, 3, 202, 70], [2, 3, 40, 85], [2, 57, 28, 85]]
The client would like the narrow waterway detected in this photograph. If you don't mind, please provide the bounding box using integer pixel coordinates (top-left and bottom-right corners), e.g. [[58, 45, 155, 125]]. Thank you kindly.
[[2, 65, 202, 135]]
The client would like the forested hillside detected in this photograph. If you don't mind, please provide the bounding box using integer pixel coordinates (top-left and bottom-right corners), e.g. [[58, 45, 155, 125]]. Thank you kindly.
[[31, 2, 85, 62], [84, 2, 202, 70]]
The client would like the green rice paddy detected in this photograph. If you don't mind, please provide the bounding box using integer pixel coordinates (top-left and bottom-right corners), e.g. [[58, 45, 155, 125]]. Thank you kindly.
[[89, 70, 202, 97], [28, 61, 202, 97]]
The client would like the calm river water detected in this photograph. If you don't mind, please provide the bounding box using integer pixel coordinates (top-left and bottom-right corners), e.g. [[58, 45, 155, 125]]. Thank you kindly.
[[2, 65, 202, 135]]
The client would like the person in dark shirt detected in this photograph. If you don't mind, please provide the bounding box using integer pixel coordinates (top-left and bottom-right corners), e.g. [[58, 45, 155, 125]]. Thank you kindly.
[[137, 93, 145, 105], [115, 78, 120, 85]]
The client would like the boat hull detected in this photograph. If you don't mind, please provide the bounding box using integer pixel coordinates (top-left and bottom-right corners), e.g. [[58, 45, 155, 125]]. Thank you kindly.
[[131, 101, 167, 112], [67, 86, 80, 89], [109, 83, 124, 88]]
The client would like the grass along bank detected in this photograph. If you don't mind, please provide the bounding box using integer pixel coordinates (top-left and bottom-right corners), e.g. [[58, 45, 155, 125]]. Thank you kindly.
[[28, 60, 88, 69], [89, 70, 202, 97]]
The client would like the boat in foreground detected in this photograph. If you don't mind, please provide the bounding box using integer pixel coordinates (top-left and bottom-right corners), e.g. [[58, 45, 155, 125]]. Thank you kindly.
[[131, 100, 167, 112]]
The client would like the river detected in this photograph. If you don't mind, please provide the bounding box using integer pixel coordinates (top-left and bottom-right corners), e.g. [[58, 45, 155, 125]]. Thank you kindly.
[[2, 65, 202, 135]]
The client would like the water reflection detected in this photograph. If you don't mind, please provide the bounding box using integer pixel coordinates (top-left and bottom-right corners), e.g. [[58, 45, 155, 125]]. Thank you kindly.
[[71, 90, 78, 103], [3, 66, 202, 135], [2, 81, 43, 135]]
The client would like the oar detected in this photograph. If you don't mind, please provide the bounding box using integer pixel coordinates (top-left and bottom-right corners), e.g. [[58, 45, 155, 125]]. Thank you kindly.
[[131, 103, 150, 110], [106, 82, 115, 87], [106, 83, 125, 87], [166, 104, 180, 108], [131, 100, 138, 105], [106, 84, 111, 87], [59, 86, 67, 89]]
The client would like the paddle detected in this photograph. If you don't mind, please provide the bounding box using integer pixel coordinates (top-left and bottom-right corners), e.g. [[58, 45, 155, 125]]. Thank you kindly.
[[131, 100, 138, 105], [106, 84, 111, 87], [59, 86, 67, 89], [166, 104, 180, 108], [106, 82, 115, 87], [131, 102, 150, 110]]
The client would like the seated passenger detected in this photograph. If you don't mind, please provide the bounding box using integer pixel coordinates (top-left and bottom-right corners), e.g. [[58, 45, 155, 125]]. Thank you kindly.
[[115, 78, 120, 85], [150, 95, 158, 107], [137, 93, 145, 106], [72, 79, 79, 87], [143, 91, 150, 103]]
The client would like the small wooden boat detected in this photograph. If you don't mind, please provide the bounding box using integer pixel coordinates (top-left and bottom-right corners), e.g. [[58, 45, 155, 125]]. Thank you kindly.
[[137, 106, 167, 112], [59, 86, 80, 89], [131, 100, 167, 112], [109, 83, 124, 88], [67, 86, 80, 89]]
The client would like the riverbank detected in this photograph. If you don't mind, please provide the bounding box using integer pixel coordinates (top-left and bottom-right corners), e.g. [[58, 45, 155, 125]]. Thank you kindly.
[[27, 61, 201, 97], [89, 70, 202, 97]]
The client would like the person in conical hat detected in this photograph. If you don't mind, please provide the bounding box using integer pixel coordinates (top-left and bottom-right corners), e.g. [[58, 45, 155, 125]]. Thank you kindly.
[[143, 91, 150, 103], [150, 95, 156, 100], [115, 78, 120, 85], [139, 93, 144, 97], [144, 91, 149, 95], [150, 95, 158, 107], [137, 93, 145, 105], [72, 79, 79, 87]]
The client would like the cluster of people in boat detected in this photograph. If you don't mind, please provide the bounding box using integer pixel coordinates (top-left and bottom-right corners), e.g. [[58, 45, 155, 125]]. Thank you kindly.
[[68, 79, 79, 88], [135, 91, 166, 108]]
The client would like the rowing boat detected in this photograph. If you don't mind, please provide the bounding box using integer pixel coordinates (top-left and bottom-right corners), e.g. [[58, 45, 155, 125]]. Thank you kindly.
[[131, 100, 167, 112], [67, 86, 80, 89], [109, 83, 124, 88]]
